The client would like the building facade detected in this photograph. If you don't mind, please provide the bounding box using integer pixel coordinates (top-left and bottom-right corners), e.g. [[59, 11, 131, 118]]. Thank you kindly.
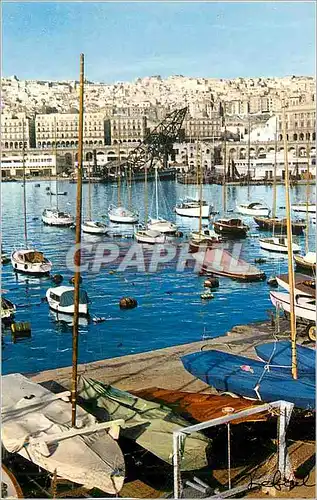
[[1, 112, 35, 150]]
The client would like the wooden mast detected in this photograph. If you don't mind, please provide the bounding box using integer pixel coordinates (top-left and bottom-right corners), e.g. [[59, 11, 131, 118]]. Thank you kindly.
[[87, 157, 92, 221], [22, 119, 28, 248], [305, 142, 310, 255], [282, 100, 297, 380], [71, 53, 85, 427]]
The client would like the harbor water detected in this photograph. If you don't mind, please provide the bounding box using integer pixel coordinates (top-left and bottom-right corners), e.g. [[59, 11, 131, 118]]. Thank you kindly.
[[2, 179, 315, 375]]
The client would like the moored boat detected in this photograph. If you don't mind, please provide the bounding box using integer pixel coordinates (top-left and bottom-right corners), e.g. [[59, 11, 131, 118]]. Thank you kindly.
[[253, 216, 306, 235], [294, 252, 316, 273], [134, 227, 165, 244], [82, 220, 108, 235], [270, 290, 316, 322], [276, 272, 315, 297], [46, 285, 89, 316], [213, 218, 249, 238], [259, 237, 301, 253], [1, 297, 16, 322], [147, 217, 177, 234], [1, 373, 125, 494], [175, 198, 211, 218], [292, 203, 316, 214], [236, 202, 270, 217], [181, 350, 315, 410], [11, 249, 52, 275], [108, 205, 138, 224], [42, 208, 74, 227]]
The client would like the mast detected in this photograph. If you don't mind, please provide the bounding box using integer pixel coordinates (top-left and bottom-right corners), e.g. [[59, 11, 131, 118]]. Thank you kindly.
[[144, 161, 148, 225], [128, 164, 132, 210], [305, 142, 310, 255], [247, 113, 251, 182], [223, 121, 227, 213], [272, 116, 278, 236], [117, 119, 121, 207], [282, 100, 297, 380], [71, 53, 85, 427], [87, 159, 92, 221], [198, 141, 203, 234], [22, 119, 28, 247], [155, 164, 159, 219], [54, 117, 58, 210]]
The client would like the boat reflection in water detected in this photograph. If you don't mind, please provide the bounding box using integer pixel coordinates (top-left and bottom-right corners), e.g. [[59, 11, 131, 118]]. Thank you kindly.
[[49, 309, 89, 327]]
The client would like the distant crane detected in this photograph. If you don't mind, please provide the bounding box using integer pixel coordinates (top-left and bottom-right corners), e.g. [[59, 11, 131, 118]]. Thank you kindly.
[[101, 106, 188, 178]]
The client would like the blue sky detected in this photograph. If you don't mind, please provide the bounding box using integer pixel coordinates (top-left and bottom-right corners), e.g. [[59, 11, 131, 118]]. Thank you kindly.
[[2, 1, 316, 82]]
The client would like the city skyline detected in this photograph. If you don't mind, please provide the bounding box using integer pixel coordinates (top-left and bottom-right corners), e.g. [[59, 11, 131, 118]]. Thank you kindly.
[[2, 1, 316, 83]]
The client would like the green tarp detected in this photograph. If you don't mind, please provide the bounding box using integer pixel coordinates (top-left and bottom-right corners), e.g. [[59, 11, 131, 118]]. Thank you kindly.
[[77, 376, 210, 471]]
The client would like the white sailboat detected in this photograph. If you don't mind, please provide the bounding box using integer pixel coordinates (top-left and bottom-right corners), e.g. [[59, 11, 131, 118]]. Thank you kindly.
[[236, 201, 270, 216], [294, 148, 316, 273], [82, 161, 108, 234], [174, 141, 212, 218], [292, 202, 316, 213], [270, 290, 316, 322], [12, 122, 52, 275], [42, 121, 74, 227], [135, 160, 166, 244], [147, 166, 178, 234], [108, 131, 138, 224], [259, 237, 300, 253]]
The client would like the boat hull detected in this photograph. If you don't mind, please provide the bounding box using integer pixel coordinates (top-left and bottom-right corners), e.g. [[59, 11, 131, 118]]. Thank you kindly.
[[82, 221, 108, 234], [175, 205, 210, 218], [213, 221, 248, 238], [134, 230, 165, 244], [270, 290, 316, 322], [147, 219, 177, 234], [1, 464, 24, 498], [294, 254, 316, 272], [236, 205, 270, 216], [254, 217, 306, 235], [46, 288, 89, 316], [42, 210, 74, 227], [181, 350, 315, 410], [259, 238, 300, 253], [11, 251, 52, 275], [292, 204, 316, 214]]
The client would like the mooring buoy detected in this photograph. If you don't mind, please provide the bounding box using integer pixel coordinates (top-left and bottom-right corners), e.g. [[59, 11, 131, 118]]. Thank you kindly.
[[119, 297, 138, 309], [52, 274, 63, 285]]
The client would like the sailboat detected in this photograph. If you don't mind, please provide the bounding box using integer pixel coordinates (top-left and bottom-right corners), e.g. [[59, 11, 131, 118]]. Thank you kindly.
[[11, 123, 52, 275], [108, 131, 138, 224], [294, 152, 316, 272], [147, 165, 178, 234], [2, 55, 126, 496], [135, 161, 165, 244], [82, 160, 108, 234], [189, 141, 220, 252], [259, 125, 302, 254], [42, 120, 74, 227], [174, 141, 212, 218]]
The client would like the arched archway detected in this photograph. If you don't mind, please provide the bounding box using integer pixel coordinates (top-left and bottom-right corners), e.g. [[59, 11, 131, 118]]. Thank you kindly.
[[313, 132, 316, 141], [239, 148, 246, 159], [65, 153, 72, 165], [14, 142, 18, 149], [279, 134, 283, 141], [299, 147, 306, 157], [86, 152, 93, 161], [306, 133, 310, 141], [250, 147, 256, 158], [293, 133, 298, 141], [228, 147, 237, 159], [299, 133, 304, 141]]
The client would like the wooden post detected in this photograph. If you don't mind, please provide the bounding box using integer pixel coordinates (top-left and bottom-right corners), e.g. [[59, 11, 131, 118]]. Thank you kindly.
[[71, 53, 85, 427], [305, 142, 310, 255], [282, 101, 297, 380], [223, 122, 227, 213]]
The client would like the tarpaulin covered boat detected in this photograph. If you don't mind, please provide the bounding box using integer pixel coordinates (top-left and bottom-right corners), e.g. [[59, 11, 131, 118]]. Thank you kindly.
[[255, 341, 315, 376], [181, 350, 315, 410], [76, 376, 210, 471], [132, 387, 268, 424]]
